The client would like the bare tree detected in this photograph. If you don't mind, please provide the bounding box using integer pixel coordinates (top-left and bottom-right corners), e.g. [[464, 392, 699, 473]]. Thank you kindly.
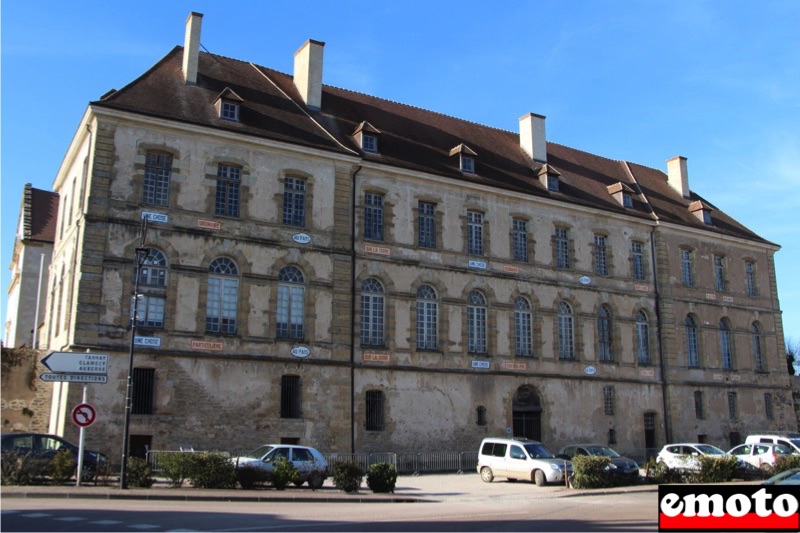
[[786, 337, 799, 376]]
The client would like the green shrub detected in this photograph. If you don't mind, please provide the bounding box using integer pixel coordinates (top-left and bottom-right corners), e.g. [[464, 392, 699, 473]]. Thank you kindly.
[[270, 457, 299, 490], [1, 451, 40, 485], [570, 456, 613, 489], [185, 452, 236, 489], [332, 462, 364, 493], [643, 458, 685, 484], [366, 463, 398, 493], [50, 450, 76, 485], [126, 456, 155, 488], [236, 464, 270, 489], [93, 460, 117, 486], [689, 456, 738, 483], [773, 455, 800, 473], [159, 452, 192, 487]]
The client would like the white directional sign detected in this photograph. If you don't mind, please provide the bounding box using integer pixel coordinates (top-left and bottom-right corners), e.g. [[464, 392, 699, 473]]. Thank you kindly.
[[41, 352, 108, 375], [40, 373, 108, 383]]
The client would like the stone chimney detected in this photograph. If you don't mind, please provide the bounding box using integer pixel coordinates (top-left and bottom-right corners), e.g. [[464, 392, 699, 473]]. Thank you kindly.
[[182, 12, 203, 85], [667, 156, 690, 198], [293, 40, 325, 109], [519, 113, 547, 163]]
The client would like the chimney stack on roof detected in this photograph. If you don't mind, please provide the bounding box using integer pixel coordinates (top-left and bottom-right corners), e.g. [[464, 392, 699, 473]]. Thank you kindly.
[[182, 12, 203, 85], [519, 113, 547, 163], [293, 39, 325, 109], [667, 156, 690, 198]]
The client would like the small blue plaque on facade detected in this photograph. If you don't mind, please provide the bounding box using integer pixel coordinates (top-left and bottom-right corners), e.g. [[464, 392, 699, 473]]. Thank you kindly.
[[468, 260, 487, 270], [141, 211, 169, 224], [471, 360, 490, 369]]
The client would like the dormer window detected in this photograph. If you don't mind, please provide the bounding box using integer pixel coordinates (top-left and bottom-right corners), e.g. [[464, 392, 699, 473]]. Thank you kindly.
[[449, 143, 477, 174], [607, 182, 635, 208], [538, 164, 561, 192], [214, 87, 244, 122], [352, 121, 381, 154], [689, 200, 714, 225]]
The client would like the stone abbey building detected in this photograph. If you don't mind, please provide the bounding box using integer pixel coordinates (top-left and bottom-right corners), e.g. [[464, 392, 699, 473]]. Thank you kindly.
[[35, 12, 795, 460]]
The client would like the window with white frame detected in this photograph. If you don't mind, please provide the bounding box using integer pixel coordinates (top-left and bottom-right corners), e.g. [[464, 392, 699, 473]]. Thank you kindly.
[[751, 322, 764, 371], [603, 386, 615, 416], [137, 295, 165, 328], [467, 211, 484, 255], [719, 319, 733, 369], [360, 278, 385, 346], [206, 257, 239, 334], [514, 297, 532, 357], [681, 249, 694, 287], [636, 310, 650, 364], [686, 315, 699, 367], [283, 177, 306, 227], [512, 219, 528, 262], [467, 290, 487, 354], [362, 133, 378, 153], [137, 249, 168, 287], [558, 302, 574, 360], [597, 305, 612, 362], [277, 266, 305, 339], [714, 255, 726, 292], [416, 285, 438, 350], [221, 101, 239, 121], [460, 155, 475, 173], [215, 164, 241, 217], [622, 193, 633, 208], [594, 235, 608, 276], [418, 201, 437, 249], [555, 227, 570, 268], [745, 261, 757, 296], [364, 193, 384, 241], [632, 242, 645, 280], [143, 151, 172, 206]]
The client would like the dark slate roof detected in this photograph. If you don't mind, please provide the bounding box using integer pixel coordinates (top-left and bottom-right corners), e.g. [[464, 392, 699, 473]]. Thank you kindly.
[[93, 47, 771, 245], [24, 185, 59, 243]]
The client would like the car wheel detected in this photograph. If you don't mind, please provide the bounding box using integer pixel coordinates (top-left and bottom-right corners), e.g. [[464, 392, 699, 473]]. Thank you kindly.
[[309, 473, 324, 490], [480, 467, 494, 483], [78, 465, 96, 482], [534, 470, 546, 487]]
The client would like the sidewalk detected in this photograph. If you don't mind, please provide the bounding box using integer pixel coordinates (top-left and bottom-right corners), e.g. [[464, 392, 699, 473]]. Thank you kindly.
[[1, 474, 659, 504]]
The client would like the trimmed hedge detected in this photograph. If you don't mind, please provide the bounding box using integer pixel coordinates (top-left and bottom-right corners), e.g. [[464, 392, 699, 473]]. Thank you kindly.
[[332, 462, 364, 493], [366, 463, 398, 493]]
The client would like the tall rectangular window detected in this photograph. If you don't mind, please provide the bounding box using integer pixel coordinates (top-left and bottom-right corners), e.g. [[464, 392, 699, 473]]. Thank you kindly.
[[594, 235, 608, 276], [728, 392, 738, 421], [364, 193, 384, 240], [694, 391, 704, 419], [514, 297, 532, 357], [215, 164, 240, 217], [280, 375, 301, 419], [745, 261, 757, 296], [765, 393, 774, 420], [132, 368, 155, 415], [143, 152, 172, 206], [136, 295, 165, 328], [416, 285, 438, 350], [512, 219, 528, 262], [632, 242, 645, 280], [555, 227, 569, 268], [681, 249, 694, 286], [418, 202, 436, 249], [714, 255, 726, 291], [467, 211, 484, 255], [283, 177, 306, 227], [365, 390, 385, 431], [603, 386, 615, 416]]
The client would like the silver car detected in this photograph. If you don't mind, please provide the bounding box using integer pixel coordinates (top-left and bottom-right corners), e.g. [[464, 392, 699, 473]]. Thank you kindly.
[[478, 437, 572, 486], [231, 444, 328, 488]]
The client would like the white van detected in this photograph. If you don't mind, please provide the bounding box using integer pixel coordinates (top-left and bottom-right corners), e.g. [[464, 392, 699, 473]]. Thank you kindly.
[[477, 437, 572, 486], [744, 433, 800, 455]]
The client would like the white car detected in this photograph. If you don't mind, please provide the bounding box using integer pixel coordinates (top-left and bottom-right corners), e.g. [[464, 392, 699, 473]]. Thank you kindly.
[[231, 444, 328, 488], [656, 443, 731, 471], [477, 437, 572, 486], [728, 443, 794, 469]]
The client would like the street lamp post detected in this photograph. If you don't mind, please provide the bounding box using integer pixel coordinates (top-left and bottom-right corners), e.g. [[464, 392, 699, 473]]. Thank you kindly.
[[120, 244, 150, 489]]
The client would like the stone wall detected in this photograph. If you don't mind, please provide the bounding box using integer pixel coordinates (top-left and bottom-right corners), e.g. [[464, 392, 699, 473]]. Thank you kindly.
[[0, 348, 52, 433]]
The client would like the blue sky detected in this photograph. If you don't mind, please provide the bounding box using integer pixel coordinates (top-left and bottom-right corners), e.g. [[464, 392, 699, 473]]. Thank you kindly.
[[2, 1, 800, 349]]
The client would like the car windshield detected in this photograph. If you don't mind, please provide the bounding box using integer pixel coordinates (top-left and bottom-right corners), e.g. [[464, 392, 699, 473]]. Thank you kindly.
[[243, 445, 275, 459], [775, 444, 792, 454], [696, 445, 725, 455], [524, 444, 555, 459], [586, 446, 620, 458]]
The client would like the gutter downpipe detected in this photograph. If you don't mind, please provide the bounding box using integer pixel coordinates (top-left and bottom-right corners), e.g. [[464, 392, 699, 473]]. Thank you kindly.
[[350, 165, 362, 454], [650, 227, 672, 445]]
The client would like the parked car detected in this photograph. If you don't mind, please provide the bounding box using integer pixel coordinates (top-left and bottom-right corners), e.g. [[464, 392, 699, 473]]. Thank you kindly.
[[728, 443, 794, 469], [762, 467, 800, 485], [477, 437, 572, 486], [556, 444, 639, 478], [231, 444, 328, 488], [655, 443, 734, 471], [0, 432, 107, 481], [745, 433, 800, 455]]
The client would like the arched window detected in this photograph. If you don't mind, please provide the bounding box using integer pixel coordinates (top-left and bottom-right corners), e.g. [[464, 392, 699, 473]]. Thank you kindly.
[[136, 249, 168, 329], [206, 257, 239, 334], [277, 266, 305, 339], [467, 290, 487, 354], [636, 311, 650, 364], [751, 322, 764, 371], [137, 249, 168, 286], [360, 278, 385, 346], [514, 297, 532, 357], [597, 306, 612, 362], [558, 302, 574, 360], [416, 285, 438, 350], [685, 315, 699, 367], [719, 319, 733, 369]]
